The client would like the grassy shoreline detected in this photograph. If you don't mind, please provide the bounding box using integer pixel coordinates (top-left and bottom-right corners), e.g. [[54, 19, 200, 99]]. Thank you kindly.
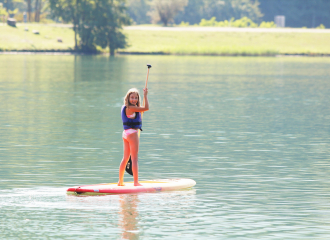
[[1, 24, 330, 56]]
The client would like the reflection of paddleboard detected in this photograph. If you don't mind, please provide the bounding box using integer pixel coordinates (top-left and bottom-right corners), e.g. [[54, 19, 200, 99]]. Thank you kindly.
[[67, 178, 196, 195]]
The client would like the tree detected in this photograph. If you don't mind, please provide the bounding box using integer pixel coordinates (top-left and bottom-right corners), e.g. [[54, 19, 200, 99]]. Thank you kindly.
[[49, 0, 79, 49], [148, 0, 188, 26], [174, 0, 204, 24], [0, 2, 8, 23], [1, 0, 24, 18], [83, 0, 131, 54], [34, 0, 45, 22], [174, 0, 263, 25], [49, 0, 130, 54], [27, 0, 31, 21], [228, 0, 263, 22], [127, 0, 151, 24]]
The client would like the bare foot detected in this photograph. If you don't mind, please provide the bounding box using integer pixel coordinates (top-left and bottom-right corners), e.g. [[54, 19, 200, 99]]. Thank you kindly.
[[118, 182, 125, 186], [134, 182, 143, 186]]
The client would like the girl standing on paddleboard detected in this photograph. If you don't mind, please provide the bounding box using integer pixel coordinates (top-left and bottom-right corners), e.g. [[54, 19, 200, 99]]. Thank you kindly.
[[118, 88, 149, 186]]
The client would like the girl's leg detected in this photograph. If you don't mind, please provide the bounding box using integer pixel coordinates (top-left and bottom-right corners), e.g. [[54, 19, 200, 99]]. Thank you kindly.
[[118, 138, 130, 186], [127, 132, 142, 186]]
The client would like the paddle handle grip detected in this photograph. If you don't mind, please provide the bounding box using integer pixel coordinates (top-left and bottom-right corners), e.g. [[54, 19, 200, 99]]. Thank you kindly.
[[145, 64, 151, 89]]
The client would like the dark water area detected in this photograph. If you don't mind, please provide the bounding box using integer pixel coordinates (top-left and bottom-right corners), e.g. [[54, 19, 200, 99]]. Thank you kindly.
[[0, 55, 330, 239]]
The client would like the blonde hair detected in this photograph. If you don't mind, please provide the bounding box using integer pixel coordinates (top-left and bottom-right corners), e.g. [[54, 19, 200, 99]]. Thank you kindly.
[[124, 88, 141, 107]]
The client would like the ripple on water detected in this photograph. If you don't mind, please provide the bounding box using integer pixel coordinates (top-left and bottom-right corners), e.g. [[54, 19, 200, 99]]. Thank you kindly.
[[1, 55, 330, 239]]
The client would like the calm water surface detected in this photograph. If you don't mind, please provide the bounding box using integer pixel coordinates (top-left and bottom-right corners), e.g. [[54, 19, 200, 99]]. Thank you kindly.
[[0, 55, 330, 239]]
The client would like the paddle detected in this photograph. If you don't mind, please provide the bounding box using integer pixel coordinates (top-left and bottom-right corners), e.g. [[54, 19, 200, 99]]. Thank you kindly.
[[126, 64, 152, 175]]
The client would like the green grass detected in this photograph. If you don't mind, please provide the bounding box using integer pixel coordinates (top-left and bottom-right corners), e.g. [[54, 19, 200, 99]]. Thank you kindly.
[[1, 23, 330, 56], [121, 29, 330, 56], [0, 24, 74, 51]]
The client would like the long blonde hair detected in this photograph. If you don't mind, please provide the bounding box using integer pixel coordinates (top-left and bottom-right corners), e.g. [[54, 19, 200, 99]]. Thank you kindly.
[[124, 88, 141, 107]]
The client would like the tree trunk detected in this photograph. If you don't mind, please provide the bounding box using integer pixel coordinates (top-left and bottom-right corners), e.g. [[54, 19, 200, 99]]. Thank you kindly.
[[70, 5, 78, 50], [35, 0, 39, 22], [38, 0, 42, 22], [74, 22, 78, 50], [27, 0, 31, 22], [110, 47, 115, 56], [109, 28, 115, 56]]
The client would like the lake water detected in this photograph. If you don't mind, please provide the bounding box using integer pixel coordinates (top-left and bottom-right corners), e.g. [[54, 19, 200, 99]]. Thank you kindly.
[[0, 54, 330, 239]]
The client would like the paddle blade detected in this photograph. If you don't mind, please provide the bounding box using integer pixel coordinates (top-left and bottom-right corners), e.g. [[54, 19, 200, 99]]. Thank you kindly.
[[125, 156, 133, 176]]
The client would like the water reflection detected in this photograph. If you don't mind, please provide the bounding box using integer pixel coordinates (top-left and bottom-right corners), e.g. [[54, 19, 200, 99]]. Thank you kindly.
[[118, 194, 139, 240], [65, 192, 140, 239]]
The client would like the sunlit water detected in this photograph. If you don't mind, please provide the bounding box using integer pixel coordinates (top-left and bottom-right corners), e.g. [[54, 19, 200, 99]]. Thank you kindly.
[[0, 55, 330, 239]]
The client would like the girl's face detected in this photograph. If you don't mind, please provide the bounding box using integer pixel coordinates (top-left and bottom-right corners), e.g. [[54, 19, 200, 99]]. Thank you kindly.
[[129, 93, 139, 106]]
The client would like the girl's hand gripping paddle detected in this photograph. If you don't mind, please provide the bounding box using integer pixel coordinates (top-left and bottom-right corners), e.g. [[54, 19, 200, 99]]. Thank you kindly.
[[126, 64, 152, 176]]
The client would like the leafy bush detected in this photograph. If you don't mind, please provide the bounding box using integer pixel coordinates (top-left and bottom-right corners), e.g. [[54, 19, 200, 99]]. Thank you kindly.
[[0, 3, 8, 20], [231, 17, 258, 28], [199, 17, 259, 28], [199, 17, 217, 26], [179, 21, 190, 26], [316, 24, 326, 29], [195, 17, 321, 29], [259, 21, 276, 28], [217, 20, 229, 27]]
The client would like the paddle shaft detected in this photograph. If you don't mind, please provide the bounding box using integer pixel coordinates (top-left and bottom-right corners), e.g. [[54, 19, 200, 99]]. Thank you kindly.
[[145, 67, 150, 89], [142, 67, 150, 116]]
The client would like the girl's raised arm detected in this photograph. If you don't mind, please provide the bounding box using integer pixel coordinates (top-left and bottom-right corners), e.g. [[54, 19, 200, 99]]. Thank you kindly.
[[128, 88, 149, 112]]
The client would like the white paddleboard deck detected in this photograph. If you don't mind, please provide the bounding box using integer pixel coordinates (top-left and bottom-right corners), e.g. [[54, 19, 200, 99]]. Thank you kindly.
[[67, 178, 196, 195]]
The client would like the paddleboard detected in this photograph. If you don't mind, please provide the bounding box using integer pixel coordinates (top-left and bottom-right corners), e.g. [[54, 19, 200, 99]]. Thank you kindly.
[[67, 178, 196, 195]]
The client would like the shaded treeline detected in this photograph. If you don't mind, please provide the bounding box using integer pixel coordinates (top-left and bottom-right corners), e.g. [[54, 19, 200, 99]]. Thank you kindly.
[[1, 0, 329, 27], [258, 0, 330, 28], [1, 0, 47, 22], [127, 0, 330, 28]]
